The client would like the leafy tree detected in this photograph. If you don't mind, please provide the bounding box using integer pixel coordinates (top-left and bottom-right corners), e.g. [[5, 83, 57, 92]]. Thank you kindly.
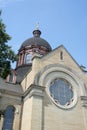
[[0, 11, 16, 79]]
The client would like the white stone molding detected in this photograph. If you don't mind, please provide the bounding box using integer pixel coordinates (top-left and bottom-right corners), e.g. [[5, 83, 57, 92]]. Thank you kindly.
[[81, 96, 87, 107], [34, 64, 85, 109], [23, 84, 45, 101]]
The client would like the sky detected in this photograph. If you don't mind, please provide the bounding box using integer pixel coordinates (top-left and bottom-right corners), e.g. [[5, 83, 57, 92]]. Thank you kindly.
[[0, 0, 87, 69]]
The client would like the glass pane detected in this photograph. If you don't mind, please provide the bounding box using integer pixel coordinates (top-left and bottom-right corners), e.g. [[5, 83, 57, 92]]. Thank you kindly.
[[25, 53, 31, 64], [2, 106, 15, 130], [50, 79, 73, 106], [9, 74, 13, 83]]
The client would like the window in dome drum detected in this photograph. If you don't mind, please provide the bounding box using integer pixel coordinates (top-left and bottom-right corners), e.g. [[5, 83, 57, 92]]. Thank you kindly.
[[25, 53, 32, 64]]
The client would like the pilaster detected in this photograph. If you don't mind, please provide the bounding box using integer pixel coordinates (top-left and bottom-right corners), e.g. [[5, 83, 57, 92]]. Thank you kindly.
[[0, 114, 4, 130], [21, 85, 45, 130], [81, 96, 87, 129]]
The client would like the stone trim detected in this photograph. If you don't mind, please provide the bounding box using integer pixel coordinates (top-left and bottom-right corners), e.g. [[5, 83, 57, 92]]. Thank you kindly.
[[23, 84, 45, 101], [81, 96, 87, 107], [0, 89, 22, 97]]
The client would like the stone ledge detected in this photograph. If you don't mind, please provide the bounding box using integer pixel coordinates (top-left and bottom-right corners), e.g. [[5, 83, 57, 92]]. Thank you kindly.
[[23, 84, 45, 101], [80, 96, 87, 107], [81, 96, 87, 100]]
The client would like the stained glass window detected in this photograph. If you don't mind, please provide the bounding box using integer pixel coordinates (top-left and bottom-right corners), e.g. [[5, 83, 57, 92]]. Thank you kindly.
[[2, 106, 15, 130], [49, 79, 73, 106]]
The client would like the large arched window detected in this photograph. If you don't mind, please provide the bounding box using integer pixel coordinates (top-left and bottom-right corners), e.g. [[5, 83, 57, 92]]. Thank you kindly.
[[2, 106, 15, 130], [25, 53, 32, 64]]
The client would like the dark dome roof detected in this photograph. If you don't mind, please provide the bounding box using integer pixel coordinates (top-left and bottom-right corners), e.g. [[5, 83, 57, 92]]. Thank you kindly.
[[19, 29, 52, 51]]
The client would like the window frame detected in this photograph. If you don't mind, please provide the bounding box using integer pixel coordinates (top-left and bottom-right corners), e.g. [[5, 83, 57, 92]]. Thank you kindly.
[[25, 53, 32, 64]]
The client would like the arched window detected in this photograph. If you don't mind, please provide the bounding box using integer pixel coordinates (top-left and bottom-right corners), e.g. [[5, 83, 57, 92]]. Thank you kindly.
[[6, 71, 16, 84], [2, 106, 15, 130], [25, 53, 32, 64]]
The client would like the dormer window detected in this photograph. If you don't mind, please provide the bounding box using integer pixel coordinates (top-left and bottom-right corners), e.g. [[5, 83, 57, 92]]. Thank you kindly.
[[3, 106, 15, 130], [25, 53, 32, 64], [6, 70, 16, 84], [9, 73, 13, 83]]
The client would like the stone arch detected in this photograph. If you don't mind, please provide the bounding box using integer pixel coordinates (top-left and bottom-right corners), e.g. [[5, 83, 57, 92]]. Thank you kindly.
[[34, 64, 85, 109]]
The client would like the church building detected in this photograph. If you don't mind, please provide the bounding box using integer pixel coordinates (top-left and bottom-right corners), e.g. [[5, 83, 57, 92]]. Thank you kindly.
[[0, 28, 87, 130]]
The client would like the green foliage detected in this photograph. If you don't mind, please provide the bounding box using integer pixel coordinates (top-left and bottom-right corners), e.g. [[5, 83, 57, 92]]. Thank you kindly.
[[0, 61, 11, 79], [0, 11, 17, 79]]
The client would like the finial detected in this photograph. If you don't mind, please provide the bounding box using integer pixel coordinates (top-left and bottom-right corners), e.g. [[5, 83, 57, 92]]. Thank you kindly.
[[36, 22, 39, 30], [33, 22, 41, 37]]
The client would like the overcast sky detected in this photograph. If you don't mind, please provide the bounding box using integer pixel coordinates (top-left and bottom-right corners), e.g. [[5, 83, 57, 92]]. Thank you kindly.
[[0, 0, 87, 69]]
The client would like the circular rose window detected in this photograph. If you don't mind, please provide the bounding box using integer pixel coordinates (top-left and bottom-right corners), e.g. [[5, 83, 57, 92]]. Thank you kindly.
[[49, 78, 75, 109]]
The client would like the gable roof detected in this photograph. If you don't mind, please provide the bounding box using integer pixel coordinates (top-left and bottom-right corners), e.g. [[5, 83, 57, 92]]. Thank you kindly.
[[40, 44, 84, 73], [0, 77, 23, 94]]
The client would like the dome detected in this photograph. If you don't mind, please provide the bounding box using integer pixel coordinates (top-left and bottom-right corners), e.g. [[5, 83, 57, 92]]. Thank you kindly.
[[17, 29, 52, 68], [19, 29, 52, 51]]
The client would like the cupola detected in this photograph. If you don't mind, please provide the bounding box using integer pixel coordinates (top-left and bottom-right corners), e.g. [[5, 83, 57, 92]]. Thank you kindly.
[[16, 28, 52, 67]]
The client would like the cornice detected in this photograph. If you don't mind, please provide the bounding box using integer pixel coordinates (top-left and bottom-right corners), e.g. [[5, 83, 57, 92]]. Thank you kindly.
[[23, 84, 45, 101], [81, 96, 87, 107]]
